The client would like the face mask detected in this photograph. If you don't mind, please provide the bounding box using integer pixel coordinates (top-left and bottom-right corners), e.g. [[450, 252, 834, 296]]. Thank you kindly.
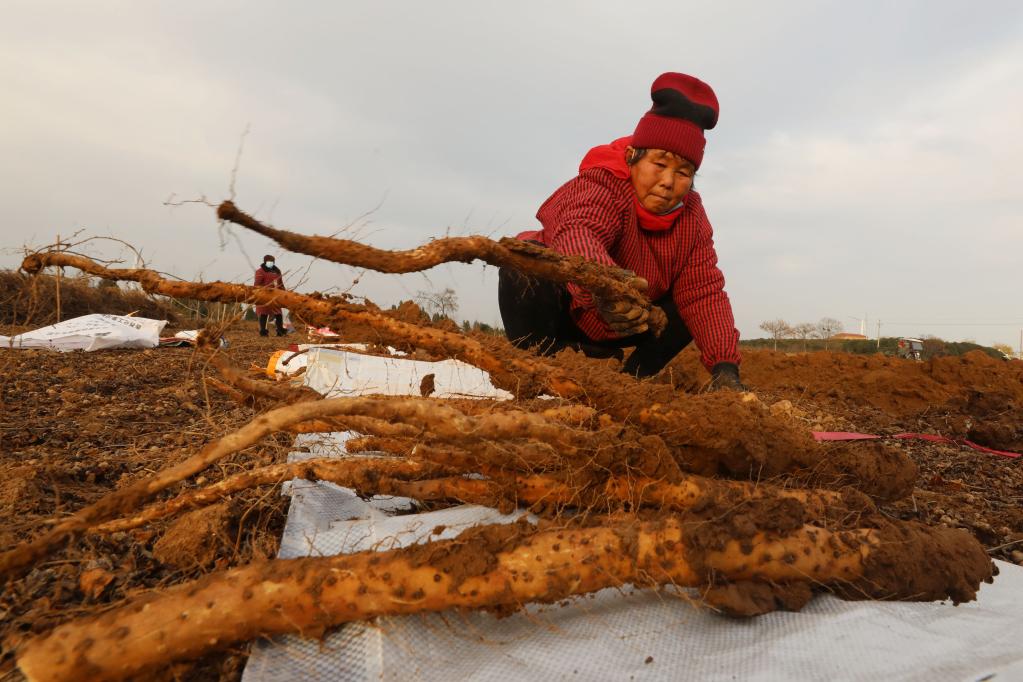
[[265, 260, 275, 267]]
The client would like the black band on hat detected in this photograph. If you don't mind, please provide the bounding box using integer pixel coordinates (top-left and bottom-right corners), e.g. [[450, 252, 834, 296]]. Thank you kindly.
[[650, 88, 718, 130]]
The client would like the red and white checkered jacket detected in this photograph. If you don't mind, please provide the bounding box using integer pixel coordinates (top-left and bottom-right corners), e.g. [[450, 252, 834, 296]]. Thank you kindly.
[[517, 158, 740, 371]]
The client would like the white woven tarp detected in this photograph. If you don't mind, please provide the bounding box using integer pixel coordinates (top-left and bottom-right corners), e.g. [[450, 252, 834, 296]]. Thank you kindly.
[[243, 348, 1023, 682]]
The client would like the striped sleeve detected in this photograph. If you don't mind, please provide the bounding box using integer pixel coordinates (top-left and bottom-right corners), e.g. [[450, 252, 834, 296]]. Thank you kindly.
[[539, 170, 628, 340], [672, 205, 741, 370]]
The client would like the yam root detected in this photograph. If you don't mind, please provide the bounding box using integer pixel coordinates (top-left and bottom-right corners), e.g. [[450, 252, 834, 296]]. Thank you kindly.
[[94, 457, 449, 534], [343, 435, 415, 455], [0, 393, 369, 580], [94, 450, 871, 536], [207, 354, 320, 405], [0, 395, 621, 577], [285, 416, 421, 438], [287, 397, 679, 480], [553, 350, 918, 500], [21, 251, 581, 398], [21, 252, 910, 495], [17, 516, 992, 682], [216, 200, 667, 335]]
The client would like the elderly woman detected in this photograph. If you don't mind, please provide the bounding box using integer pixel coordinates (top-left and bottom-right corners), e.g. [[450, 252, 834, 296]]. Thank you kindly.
[[254, 254, 286, 336], [498, 72, 742, 389]]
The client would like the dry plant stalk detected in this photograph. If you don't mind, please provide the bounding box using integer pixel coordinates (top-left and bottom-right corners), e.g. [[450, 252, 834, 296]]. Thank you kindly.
[[18, 515, 992, 682], [21, 252, 582, 398], [217, 199, 667, 335]]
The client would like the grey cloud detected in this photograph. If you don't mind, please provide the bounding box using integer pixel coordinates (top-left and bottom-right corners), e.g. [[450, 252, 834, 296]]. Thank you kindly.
[[2, 1, 1022, 345]]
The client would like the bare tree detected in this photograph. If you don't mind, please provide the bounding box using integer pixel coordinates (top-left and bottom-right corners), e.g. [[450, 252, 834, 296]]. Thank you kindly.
[[791, 322, 815, 352], [759, 319, 791, 351], [415, 287, 459, 320], [815, 317, 843, 350]]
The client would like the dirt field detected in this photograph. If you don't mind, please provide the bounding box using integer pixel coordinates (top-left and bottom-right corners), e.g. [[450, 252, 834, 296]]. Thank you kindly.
[[1, 328, 1021, 680], [0, 323, 293, 680]]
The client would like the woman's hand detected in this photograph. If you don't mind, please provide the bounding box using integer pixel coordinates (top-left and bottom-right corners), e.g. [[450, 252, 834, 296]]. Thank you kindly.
[[594, 274, 650, 336]]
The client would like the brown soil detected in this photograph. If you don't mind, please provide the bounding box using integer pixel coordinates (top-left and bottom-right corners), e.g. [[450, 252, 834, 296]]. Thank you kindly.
[[0, 321, 291, 681], [153, 502, 236, 569], [2, 330, 1021, 680]]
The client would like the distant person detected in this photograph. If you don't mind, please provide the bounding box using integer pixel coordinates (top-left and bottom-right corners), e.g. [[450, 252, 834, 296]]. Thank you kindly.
[[498, 72, 742, 390], [254, 255, 286, 336]]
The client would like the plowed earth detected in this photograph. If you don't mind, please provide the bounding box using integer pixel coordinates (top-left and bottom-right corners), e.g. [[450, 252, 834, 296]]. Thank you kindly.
[[0, 324, 292, 681], [1, 332, 1021, 680]]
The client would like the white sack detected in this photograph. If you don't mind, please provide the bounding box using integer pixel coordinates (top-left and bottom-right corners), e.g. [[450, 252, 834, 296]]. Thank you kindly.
[[0, 314, 167, 352], [302, 346, 512, 399]]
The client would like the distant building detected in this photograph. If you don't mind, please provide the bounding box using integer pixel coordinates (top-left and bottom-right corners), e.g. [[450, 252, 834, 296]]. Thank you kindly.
[[831, 333, 868, 340]]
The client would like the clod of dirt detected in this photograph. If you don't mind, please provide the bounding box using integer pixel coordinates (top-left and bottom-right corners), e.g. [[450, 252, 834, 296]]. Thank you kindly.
[[671, 348, 1023, 424], [153, 502, 235, 569], [843, 522, 996, 604], [808, 441, 919, 502], [79, 567, 115, 600], [703, 580, 813, 616], [0, 466, 42, 515], [420, 373, 436, 397]]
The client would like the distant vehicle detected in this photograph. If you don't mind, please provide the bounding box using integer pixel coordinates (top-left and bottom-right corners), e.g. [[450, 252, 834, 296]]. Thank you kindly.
[[896, 337, 924, 361]]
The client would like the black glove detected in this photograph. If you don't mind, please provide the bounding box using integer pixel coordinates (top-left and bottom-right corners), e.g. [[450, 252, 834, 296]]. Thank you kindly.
[[708, 362, 747, 392]]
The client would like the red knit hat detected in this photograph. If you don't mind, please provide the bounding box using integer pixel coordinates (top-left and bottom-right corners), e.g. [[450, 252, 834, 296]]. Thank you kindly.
[[632, 72, 719, 169]]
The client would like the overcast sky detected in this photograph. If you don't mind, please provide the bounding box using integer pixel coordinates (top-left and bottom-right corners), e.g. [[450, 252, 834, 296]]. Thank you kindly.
[[2, 1, 1021, 348]]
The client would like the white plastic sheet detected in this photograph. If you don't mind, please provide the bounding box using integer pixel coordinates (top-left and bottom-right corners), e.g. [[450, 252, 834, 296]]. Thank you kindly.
[[243, 348, 1023, 682], [0, 314, 167, 351]]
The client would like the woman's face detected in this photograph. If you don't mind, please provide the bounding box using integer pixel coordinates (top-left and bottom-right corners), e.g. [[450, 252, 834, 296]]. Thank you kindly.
[[627, 147, 695, 214]]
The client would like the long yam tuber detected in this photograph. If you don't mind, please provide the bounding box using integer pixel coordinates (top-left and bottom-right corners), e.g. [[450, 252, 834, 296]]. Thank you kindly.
[[216, 200, 667, 334], [0, 394, 605, 577], [21, 251, 581, 398], [17, 516, 992, 682]]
